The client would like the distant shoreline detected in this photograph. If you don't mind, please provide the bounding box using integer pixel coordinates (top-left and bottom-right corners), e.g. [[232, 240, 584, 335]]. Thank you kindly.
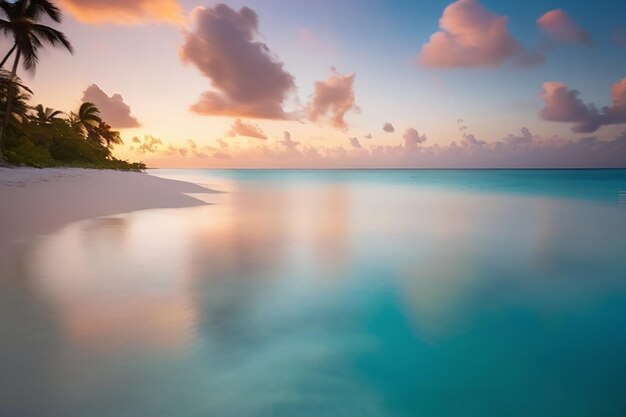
[[148, 167, 626, 171]]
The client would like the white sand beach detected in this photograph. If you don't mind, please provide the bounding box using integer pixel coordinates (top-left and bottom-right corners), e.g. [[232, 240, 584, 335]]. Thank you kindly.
[[0, 168, 210, 246]]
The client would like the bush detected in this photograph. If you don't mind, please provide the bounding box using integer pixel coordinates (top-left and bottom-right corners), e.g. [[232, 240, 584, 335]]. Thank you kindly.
[[5, 138, 56, 167], [3, 119, 146, 171]]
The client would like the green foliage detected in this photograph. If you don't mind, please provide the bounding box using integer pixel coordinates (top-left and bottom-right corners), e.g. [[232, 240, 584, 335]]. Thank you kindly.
[[32, 104, 64, 125], [5, 137, 55, 168], [0, 69, 32, 124], [0, 2, 138, 170], [1, 88, 146, 171]]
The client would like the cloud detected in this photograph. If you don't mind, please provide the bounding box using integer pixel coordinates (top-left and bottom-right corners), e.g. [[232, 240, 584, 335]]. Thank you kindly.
[[539, 78, 626, 133], [435, 128, 626, 168], [349, 137, 362, 149], [186, 139, 209, 158], [457, 120, 487, 148], [58, 0, 183, 25], [226, 119, 268, 140], [309, 68, 358, 130], [180, 4, 296, 119], [279, 131, 300, 152], [502, 127, 533, 147], [131, 135, 163, 154], [364, 134, 373, 139], [138, 137, 210, 159], [403, 128, 427, 149], [539, 83, 600, 132], [143, 128, 626, 169], [537, 10, 591, 46], [605, 79, 626, 124], [82, 84, 140, 129], [162, 144, 178, 156], [383, 123, 395, 133], [419, 0, 543, 68]]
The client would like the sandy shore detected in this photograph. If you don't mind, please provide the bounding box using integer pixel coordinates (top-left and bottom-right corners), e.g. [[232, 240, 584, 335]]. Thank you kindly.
[[0, 167, 212, 246]]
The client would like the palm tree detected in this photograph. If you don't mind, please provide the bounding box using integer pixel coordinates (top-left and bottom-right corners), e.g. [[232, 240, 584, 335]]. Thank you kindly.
[[0, 68, 31, 160], [0, 0, 73, 161], [32, 104, 64, 126], [92, 122, 123, 149], [70, 102, 102, 135], [0, 0, 66, 68], [4, 91, 31, 124], [84, 121, 122, 159]]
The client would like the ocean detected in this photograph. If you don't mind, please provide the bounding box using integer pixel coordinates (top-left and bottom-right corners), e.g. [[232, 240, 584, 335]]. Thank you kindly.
[[2, 169, 626, 416]]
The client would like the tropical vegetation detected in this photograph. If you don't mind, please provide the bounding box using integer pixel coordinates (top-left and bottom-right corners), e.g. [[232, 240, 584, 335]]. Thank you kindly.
[[0, 0, 145, 170]]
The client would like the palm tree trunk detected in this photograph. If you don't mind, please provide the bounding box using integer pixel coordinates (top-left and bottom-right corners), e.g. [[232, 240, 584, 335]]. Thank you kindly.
[[0, 44, 17, 69], [0, 47, 21, 163]]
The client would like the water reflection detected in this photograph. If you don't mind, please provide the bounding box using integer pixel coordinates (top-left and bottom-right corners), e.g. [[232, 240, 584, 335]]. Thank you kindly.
[[28, 213, 197, 353], [2, 171, 626, 416]]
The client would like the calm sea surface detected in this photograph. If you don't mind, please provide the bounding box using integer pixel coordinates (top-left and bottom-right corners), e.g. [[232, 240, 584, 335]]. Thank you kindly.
[[2, 169, 626, 417]]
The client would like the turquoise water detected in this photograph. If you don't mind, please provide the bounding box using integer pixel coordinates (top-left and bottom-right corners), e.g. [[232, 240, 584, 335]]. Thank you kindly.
[[2, 169, 626, 416]]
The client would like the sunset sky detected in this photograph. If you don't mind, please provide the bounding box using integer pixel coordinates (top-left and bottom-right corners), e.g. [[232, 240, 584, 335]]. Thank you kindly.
[[4, 0, 626, 167]]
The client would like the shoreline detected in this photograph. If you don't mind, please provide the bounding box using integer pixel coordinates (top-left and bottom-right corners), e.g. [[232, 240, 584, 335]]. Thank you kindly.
[[0, 167, 213, 247]]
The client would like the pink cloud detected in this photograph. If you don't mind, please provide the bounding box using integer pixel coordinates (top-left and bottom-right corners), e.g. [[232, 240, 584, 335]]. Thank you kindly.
[[143, 128, 626, 169], [180, 4, 296, 119], [537, 10, 591, 46], [226, 119, 268, 140], [383, 122, 395, 133], [82, 84, 140, 129], [163, 144, 184, 157], [58, 0, 183, 25], [309, 68, 358, 130], [605, 78, 626, 125], [279, 131, 300, 152], [539, 78, 626, 133], [186, 139, 209, 158], [403, 128, 427, 149], [457, 120, 487, 148], [419, 0, 542, 68], [349, 137, 362, 149]]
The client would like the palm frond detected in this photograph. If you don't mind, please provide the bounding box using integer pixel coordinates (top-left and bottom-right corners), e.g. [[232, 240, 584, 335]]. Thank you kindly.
[[0, 18, 15, 38], [0, 0, 71, 72], [0, 68, 33, 93], [0, 69, 32, 124], [20, 34, 39, 70], [25, 0, 62, 23], [0, 1, 15, 19], [31, 23, 73, 53], [49, 109, 63, 118], [76, 102, 103, 133]]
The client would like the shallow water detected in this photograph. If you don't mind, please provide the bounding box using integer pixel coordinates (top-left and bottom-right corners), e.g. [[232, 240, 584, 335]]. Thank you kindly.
[[2, 169, 626, 417]]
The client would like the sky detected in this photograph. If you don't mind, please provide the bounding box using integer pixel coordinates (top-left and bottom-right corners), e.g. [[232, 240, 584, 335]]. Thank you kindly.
[[3, 0, 626, 168]]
